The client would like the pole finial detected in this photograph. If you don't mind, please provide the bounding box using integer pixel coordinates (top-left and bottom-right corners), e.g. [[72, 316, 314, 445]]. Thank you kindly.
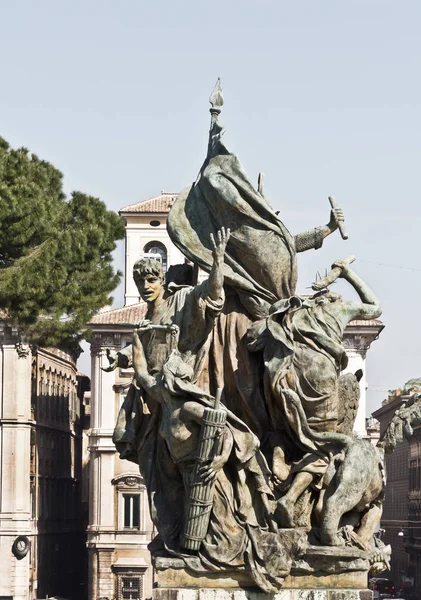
[[207, 79, 224, 156], [209, 78, 223, 124], [209, 78, 223, 108]]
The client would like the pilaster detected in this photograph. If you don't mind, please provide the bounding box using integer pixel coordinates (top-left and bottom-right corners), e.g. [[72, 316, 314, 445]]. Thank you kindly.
[[0, 325, 32, 600]]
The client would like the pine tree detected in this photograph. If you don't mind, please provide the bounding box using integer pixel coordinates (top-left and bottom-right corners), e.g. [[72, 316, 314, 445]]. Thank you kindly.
[[0, 137, 125, 351]]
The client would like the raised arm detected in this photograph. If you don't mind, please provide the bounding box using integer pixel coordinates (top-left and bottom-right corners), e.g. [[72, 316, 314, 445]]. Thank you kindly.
[[207, 227, 230, 301], [294, 206, 344, 253], [333, 259, 382, 322]]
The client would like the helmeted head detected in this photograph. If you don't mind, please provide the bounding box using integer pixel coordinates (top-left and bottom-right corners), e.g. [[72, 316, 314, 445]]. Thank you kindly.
[[133, 258, 164, 303]]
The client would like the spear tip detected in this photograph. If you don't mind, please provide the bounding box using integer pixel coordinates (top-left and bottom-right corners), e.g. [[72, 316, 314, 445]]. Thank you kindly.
[[209, 78, 224, 109]]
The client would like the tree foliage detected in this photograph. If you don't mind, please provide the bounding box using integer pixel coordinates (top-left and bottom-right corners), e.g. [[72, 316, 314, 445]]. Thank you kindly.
[[0, 137, 125, 350]]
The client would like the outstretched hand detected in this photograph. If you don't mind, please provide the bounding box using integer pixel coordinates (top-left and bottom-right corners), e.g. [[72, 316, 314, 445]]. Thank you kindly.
[[210, 227, 230, 263], [331, 255, 355, 277]]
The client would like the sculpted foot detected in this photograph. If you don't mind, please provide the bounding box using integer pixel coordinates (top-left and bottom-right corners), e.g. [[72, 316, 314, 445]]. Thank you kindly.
[[320, 531, 345, 547], [276, 497, 295, 528]]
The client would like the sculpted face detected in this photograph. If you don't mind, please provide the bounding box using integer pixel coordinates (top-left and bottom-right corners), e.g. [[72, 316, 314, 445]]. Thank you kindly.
[[134, 273, 164, 303]]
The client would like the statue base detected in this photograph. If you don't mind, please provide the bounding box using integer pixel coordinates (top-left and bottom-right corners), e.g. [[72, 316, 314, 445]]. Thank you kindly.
[[153, 588, 372, 600], [153, 545, 372, 595]]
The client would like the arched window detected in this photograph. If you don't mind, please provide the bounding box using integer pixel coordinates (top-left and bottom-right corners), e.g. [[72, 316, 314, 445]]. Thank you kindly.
[[143, 241, 167, 272]]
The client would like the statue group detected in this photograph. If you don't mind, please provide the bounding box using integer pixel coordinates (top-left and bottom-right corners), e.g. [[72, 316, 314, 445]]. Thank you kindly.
[[110, 81, 418, 593]]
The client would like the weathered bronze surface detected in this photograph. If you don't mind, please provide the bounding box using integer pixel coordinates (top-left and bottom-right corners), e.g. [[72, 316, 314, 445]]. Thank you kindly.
[[110, 81, 418, 592]]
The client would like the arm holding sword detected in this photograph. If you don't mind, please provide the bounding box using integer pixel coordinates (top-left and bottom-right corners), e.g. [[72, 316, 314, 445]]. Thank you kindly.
[[293, 196, 347, 253]]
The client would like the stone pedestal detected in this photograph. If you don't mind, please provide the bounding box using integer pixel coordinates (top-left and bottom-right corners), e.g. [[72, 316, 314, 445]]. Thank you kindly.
[[153, 589, 372, 600], [152, 546, 372, 600]]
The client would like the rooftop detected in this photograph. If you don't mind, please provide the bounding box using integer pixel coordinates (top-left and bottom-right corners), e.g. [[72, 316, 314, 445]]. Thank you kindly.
[[120, 192, 177, 214], [88, 303, 147, 326]]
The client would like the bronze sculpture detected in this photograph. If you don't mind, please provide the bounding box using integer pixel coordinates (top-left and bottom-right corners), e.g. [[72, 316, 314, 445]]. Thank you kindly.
[[110, 80, 418, 592]]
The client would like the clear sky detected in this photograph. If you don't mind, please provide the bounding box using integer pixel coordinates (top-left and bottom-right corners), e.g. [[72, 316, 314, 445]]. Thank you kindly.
[[1, 0, 420, 415]]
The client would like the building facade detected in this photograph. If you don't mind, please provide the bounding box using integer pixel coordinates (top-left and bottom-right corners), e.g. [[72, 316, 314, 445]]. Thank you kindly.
[[406, 421, 421, 596], [0, 311, 88, 600], [87, 192, 384, 600], [87, 303, 151, 600], [373, 395, 410, 592], [373, 387, 421, 598]]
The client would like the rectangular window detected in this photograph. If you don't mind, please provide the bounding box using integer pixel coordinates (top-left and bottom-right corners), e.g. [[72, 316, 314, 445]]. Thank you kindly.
[[123, 494, 140, 529], [119, 575, 142, 600]]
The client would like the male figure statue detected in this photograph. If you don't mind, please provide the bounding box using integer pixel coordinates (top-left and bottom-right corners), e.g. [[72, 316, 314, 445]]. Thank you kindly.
[[107, 228, 229, 386]]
